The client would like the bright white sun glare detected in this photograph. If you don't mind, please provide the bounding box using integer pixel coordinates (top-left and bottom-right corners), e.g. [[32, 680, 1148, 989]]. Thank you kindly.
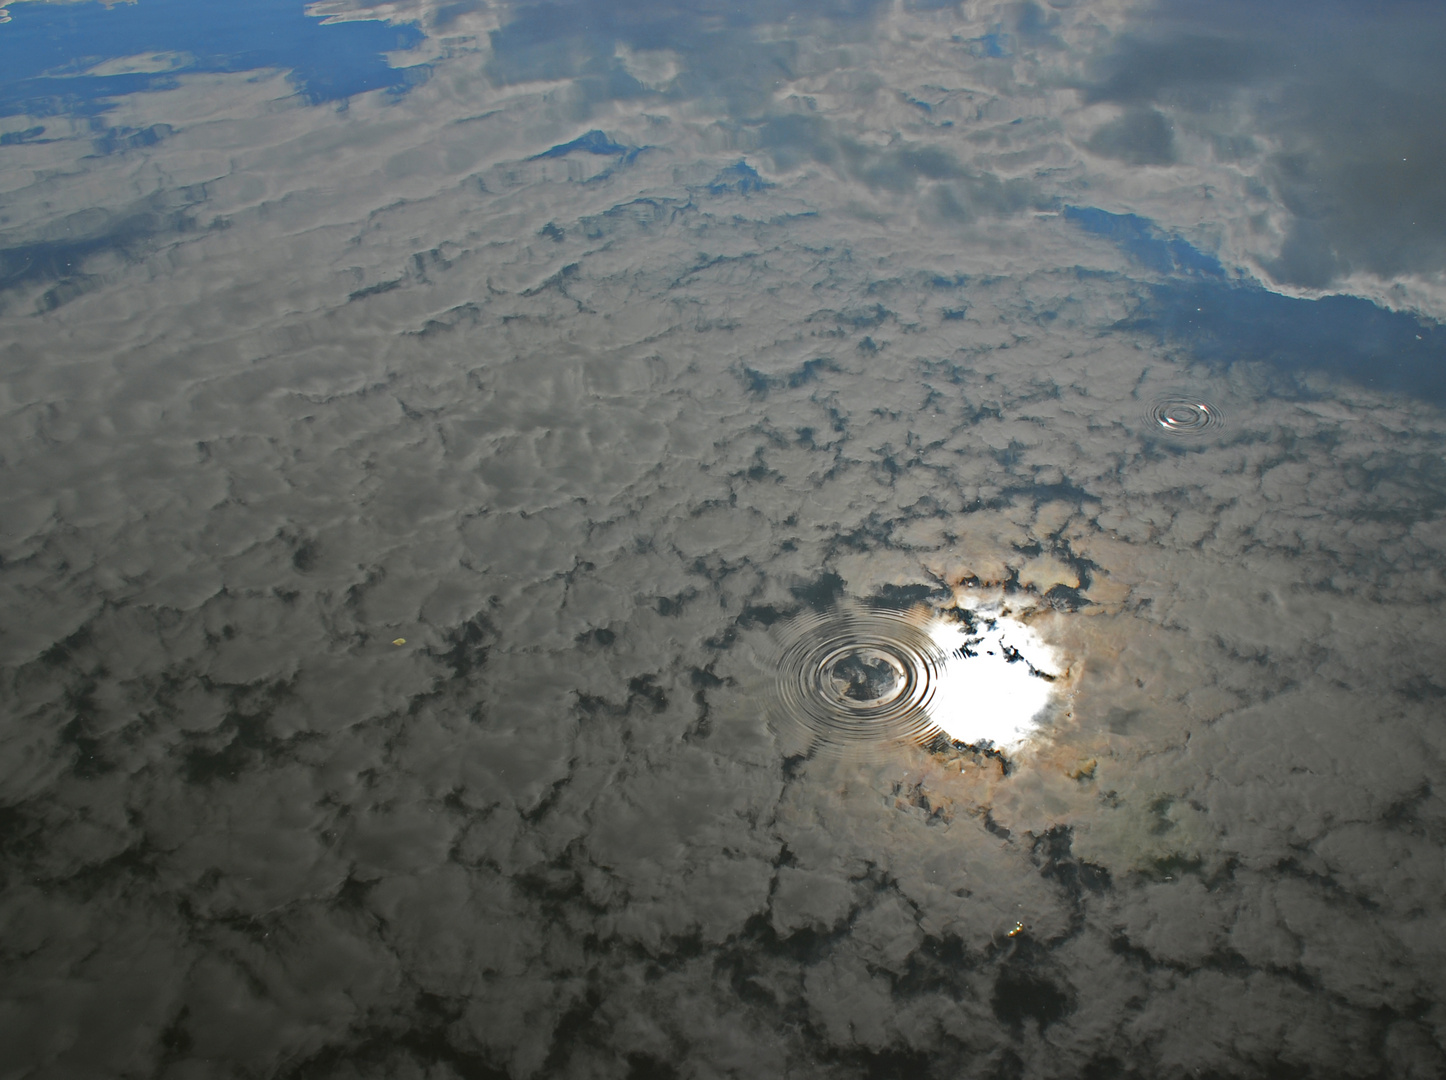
[[922, 598, 1062, 750]]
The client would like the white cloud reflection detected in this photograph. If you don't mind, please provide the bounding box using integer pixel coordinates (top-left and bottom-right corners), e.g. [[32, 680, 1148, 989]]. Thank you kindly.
[[2, 1, 1446, 1078]]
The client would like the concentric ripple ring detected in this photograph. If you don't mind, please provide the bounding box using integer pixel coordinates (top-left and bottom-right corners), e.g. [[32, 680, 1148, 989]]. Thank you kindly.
[[769, 607, 951, 752], [1146, 396, 1224, 435]]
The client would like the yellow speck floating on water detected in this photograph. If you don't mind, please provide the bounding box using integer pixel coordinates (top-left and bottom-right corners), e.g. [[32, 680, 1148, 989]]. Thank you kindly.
[[392, 638, 406, 646], [1007, 922, 1025, 938]]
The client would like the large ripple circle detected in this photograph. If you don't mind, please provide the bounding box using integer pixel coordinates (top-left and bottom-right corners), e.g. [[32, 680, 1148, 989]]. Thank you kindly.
[[769, 607, 950, 752], [1145, 396, 1224, 435]]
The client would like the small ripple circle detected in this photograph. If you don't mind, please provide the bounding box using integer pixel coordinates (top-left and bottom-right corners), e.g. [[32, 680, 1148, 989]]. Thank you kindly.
[[1146, 396, 1223, 435], [769, 607, 949, 752]]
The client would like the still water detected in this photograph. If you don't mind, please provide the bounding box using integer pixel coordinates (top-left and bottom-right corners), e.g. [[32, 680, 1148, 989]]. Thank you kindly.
[[2, 0, 1445, 1077]]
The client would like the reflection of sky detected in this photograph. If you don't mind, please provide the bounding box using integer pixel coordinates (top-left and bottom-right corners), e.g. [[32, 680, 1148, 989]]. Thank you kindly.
[[1080, 0, 1446, 303], [4, 0, 1442, 362], [4, 2, 1446, 1078], [0, 0, 424, 116], [1067, 206, 1446, 404]]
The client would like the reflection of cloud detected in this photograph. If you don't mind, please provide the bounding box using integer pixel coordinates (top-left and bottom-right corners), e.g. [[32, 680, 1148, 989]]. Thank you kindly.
[[1077, 0, 1446, 310], [306, 0, 493, 31], [0, 0, 135, 24], [4, 2, 1446, 1078], [0, 188, 204, 311], [81, 51, 193, 77], [0, 0, 426, 117], [1085, 105, 1175, 165], [613, 42, 680, 90]]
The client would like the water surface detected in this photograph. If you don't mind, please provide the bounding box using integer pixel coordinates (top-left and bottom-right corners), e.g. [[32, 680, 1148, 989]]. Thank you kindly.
[[2, 1, 1446, 1077]]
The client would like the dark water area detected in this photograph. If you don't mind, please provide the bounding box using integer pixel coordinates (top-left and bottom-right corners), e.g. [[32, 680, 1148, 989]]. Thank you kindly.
[[3, 1, 1446, 1078]]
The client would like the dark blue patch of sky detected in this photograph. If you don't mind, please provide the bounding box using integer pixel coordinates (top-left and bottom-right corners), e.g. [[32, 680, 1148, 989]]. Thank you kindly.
[[530, 130, 642, 162], [1065, 206, 1224, 278], [1072, 206, 1446, 405], [707, 161, 772, 196], [1128, 282, 1446, 405], [0, 0, 424, 119]]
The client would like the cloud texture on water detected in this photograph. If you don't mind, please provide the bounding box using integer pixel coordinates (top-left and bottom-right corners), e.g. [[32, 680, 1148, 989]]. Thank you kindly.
[[1076, 0, 1446, 311], [2, 1, 1446, 1077]]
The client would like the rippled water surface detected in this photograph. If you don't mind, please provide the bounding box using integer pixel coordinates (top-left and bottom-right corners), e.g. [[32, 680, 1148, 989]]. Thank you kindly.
[[3, 1, 1446, 1077]]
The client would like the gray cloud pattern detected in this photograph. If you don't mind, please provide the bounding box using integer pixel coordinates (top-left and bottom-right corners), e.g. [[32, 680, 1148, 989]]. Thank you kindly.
[[2, 2, 1446, 1078], [1080, 0, 1446, 299]]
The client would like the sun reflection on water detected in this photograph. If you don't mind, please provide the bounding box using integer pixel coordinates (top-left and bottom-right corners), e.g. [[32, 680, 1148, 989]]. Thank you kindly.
[[769, 594, 1067, 757], [923, 594, 1064, 752]]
